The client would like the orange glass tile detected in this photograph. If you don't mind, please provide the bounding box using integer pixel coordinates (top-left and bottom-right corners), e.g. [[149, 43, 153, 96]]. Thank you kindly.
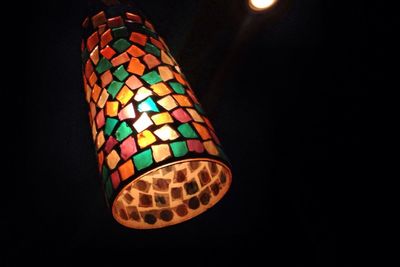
[[143, 54, 161, 69], [100, 70, 113, 87], [129, 32, 147, 46], [85, 60, 94, 79], [97, 151, 104, 172], [101, 29, 113, 48], [125, 75, 143, 90], [90, 46, 99, 65], [159, 37, 170, 52], [186, 108, 204, 122], [88, 71, 98, 87], [151, 144, 171, 163], [97, 89, 109, 109], [116, 85, 134, 105], [82, 17, 89, 28], [151, 112, 173, 125], [137, 130, 157, 149], [145, 20, 155, 31], [98, 24, 107, 35], [134, 87, 153, 102], [91, 84, 102, 102], [100, 45, 116, 60], [154, 125, 179, 141], [126, 12, 142, 23], [84, 80, 91, 103], [151, 83, 172, 96], [157, 95, 178, 111], [87, 32, 99, 52], [158, 66, 174, 81], [92, 11, 107, 29], [118, 159, 134, 181], [186, 88, 199, 104], [174, 72, 186, 86], [118, 103, 136, 120], [106, 101, 119, 117], [127, 58, 145, 75], [91, 121, 97, 142], [150, 37, 164, 51], [90, 101, 97, 121], [193, 122, 211, 140], [96, 130, 105, 150], [203, 117, 215, 131], [111, 52, 130, 67], [127, 45, 145, 57], [108, 16, 124, 28], [107, 150, 120, 170], [161, 50, 174, 65], [203, 140, 219, 156], [173, 94, 192, 107]]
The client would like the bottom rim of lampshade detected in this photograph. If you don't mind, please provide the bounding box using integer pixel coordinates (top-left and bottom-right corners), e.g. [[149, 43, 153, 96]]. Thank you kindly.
[[111, 158, 232, 229]]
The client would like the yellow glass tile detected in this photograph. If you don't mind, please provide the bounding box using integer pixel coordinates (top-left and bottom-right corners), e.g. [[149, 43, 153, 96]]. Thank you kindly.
[[116, 85, 134, 106], [96, 130, 105, 150], [118, 159, 134, 181], [158, 66, 174, 81], [133, 112, 153, 133], [151, 82, 172, 96], [106, 101, 119, 117], [203, 140, 219, 156], [151, 112, 173, 125], [154, 125, 179, 141], [151, 144, 171, 163], [186, 108, 204, 122], [134, 87, 153, 102], [173, 94, 192, 107], [107, 150, 120, 170], [90, 46, 99, 65], [193, 122, 211, 140], [97, 89, 109, 108], [91, 84, 102, 102], [161, 50, 174, 65], [157, 95, 178, 111], [137, 130, 157, 149]]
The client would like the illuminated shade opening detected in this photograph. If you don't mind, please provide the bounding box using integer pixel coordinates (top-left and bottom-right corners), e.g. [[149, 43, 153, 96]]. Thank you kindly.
[[248, 0, 277, 11], [82, 1, 232, 229]]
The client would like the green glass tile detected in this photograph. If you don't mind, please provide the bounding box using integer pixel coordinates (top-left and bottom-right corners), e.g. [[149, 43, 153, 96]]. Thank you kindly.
[[194, 103, 205, 115], [115, 122, 133, 141], [112, 26, 129, 38], [170, 141, 188, 157], [107, 81, 124, 98], [112, 39, 131, 53], [96, 57, 112, 74], [138, 97, 159, 112], [133, 149, 153, 171], [177, 123, 198, 138], [105, 179, 113, 199], [169, 82, 185, 94], [113, 65, 129, 81], [105, 118, 119, 136], [141, 71, 162, 85], [102, 165, 109, 183], [144, 43, 160, 57]]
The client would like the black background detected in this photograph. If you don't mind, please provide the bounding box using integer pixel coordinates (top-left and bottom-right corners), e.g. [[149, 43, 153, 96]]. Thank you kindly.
[[8, 0, 391, 265]]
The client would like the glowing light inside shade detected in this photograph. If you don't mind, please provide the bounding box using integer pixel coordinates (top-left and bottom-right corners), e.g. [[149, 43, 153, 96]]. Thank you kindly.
[[248, 0, 277, 11]]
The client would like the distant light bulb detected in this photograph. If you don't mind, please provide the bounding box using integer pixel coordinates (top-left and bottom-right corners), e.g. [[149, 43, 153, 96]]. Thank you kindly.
[[248, 0, 277, 11]]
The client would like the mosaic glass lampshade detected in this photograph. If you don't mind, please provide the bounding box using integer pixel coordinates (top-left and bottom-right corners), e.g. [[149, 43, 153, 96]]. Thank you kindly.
[[81, 1, 232, 229]]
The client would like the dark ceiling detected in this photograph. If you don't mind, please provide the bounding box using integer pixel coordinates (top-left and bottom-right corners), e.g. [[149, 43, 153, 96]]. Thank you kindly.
[[9, 0, 390, 264]]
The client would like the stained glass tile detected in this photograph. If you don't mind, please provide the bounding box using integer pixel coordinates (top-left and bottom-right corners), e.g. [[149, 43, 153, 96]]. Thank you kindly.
[[92, 123, 97, 142], [108, 16, 124, 28], [137, 97, 159, 112], [106, 101, 119, 117], [150, 37, 164, 51], [186, 89, 199, 104], [177, 123, 198, 138], [171, 108, 191, 123], [104, 136, 118, 154], [118, 103, 136, 120], [157, 95, 178, 111], [151, 82, 172, 96], [82, 17, 89, 28], [151, 112, 173, 125], [112, 39, 131, 53], [169, 82, 185, 94], [98, 24, 107, 35], [98, 151, 104, 172], [125, 75, 143, 90], [111, 171, 121, 189], [192, 122, 211, 140], [85, 60, 94, 79], [203, 117, 214, 131], [203, 140, 219, 156], [107, 81, 124, 98], [161, 50, 174, 65], [116, 121, 133, 141], [105, 118, 118, 136], [100, 29, 113, 48], [96, 57, 113, 74], [95, 109, 105, 129], [118, 159, 134, 181], [144, 20, 155, 31], [96, 130, 105, 149], [111, 52, 130, 67], [126, 12, 142, 23], [113, 65, 129, 81], [120, 136, 137, 160], [116, 85, 134, 105], [194, 103, 205, 115], [127, 45, 145, 57], [186, 108, 204, 122], [134, 87, 153, 102], [112, 26, 129, 38], [151, 144, 171, 162], [92, 84, 102, 102], [170, 141, 188, 157], [142, 71, 162, 85], [88, 72, 98, 87], [129, 32, 147, 46], [127, 58, 145, 75], [187, 139, 204, 153], [105, 179, 113, 199], [102, 165, 109, 183], [141, 25, 158, 39], [97, 89, 109, 108], [174, 72, 187, 86], [107, 150, 120, 169], [154, 125, 179, 141], [87, 32, 99, 52], [133, 112, 153, 132], [173, 95, 192, 107], [137, 130, 157, 148], [90, 46, 99, 65], [133, 149, 153, 171], [158, 66, 174, 81], [100, 45, 116, 60], [143, 54, 161, 69], [144, 43, 160, 57], [92, 11, 106, 29], [90, 102, 97, 121], [100, 70, 112, 88]]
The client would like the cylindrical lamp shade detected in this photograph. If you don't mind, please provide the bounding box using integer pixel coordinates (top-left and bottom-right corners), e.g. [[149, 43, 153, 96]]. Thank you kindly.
[[81, 3, 232, 229]]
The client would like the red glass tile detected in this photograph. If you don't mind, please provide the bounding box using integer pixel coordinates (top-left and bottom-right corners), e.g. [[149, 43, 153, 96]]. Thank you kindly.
[[82, 17, 89, 28], [126, 12, 142, 23], [171, 108, 192, 123], [92, 11, 107, 29], [111, 52, 130, 67], [96, 109, 105, 129], [100, 70, 113, 87], [173, 72, 186, 86], [111, 171, 121, 189], [130, 32, 147, 46], [150, 37, 164, 51], [98, 151, 104, 172], [127, 45, 145, 57], [145, 20, 155, 31], [88, 72, 98, 87], [85, 60, 94, 79], [187, 139, 204, 153], [125, 75, 143, 90], [143, 54, 161, 69], [203, 117, 215, 131], [101, 29, 113, 48], [108, 16, 124, 28], [105, 136, 118, 154], [186, 88, 198, 104], [120, 136, 137, 160], [81, 40, 85, 52], [87, 32, 99, 52], [210, 129, 221, 145], [100, 45, 116, 60], [98, 24, 107, 35]]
